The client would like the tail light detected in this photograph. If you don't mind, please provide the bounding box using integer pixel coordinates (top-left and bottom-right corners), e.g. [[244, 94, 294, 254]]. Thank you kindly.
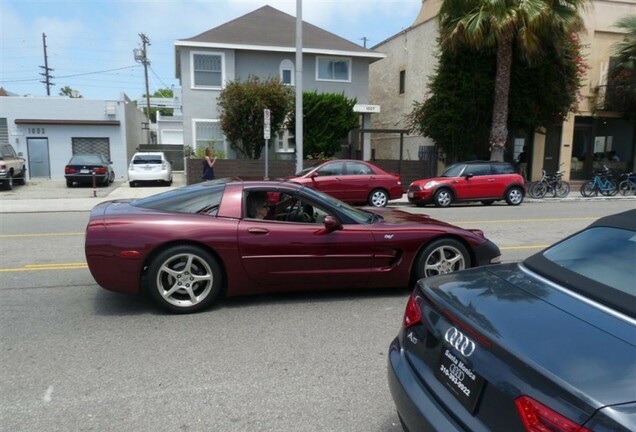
[[403, 293, 422, 328], [162, 162, 167, 169], [94, 167, 106, 174], [65, 166, 76, 174], [515, 396, 591, 432]]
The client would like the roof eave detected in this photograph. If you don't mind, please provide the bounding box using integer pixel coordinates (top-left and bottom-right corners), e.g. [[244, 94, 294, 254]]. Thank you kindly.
[[173, 40, 386, 59]]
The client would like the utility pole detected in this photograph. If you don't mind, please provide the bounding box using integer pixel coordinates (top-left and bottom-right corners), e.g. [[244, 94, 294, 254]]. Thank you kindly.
[[360, 36, 369, 48], [134, 33, 152, 129], [40, 33, 54, 95]]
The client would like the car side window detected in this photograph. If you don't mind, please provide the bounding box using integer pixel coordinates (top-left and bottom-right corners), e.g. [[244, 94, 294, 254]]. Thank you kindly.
[[464, 164, 492, 176], [244, 189, 327, 224], [317, 162, 345, 176], [492, 163, 515, 174], [347, 162, 373, 175]]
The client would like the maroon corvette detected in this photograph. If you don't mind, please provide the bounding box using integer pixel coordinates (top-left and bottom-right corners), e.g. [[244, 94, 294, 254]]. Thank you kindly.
[[85, 179, 501, 313]]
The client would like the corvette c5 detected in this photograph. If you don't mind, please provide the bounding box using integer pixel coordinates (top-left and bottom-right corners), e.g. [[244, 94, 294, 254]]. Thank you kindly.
[[85, 179, 500, 313]]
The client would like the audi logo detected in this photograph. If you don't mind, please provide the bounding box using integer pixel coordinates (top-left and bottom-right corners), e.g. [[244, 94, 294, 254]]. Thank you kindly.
[[444, 327, 476, 357], [449, 364, 465, 381]]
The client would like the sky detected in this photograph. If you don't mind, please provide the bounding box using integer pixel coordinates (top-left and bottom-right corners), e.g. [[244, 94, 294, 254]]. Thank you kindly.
[[0, 0, 423, 101]]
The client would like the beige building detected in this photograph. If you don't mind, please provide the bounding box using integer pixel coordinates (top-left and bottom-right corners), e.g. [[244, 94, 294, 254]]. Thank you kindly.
[[369, 0, 636, 180]]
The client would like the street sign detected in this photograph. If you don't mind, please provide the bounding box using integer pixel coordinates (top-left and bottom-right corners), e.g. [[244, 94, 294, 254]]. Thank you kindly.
[[264, 109, 271, 139]]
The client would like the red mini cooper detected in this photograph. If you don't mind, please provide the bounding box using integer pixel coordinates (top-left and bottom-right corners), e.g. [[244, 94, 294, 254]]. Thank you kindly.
[[408, 161, 525, 207]]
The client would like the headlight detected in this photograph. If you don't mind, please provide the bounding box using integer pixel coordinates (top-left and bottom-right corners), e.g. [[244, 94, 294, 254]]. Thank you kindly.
[[424, 181, 437, 190]]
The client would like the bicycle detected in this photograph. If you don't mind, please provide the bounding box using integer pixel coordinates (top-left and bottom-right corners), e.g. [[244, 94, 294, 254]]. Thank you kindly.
[[618, 172, 636, 196], [580, 166, 618, 197], [527, 169, 570, 198]]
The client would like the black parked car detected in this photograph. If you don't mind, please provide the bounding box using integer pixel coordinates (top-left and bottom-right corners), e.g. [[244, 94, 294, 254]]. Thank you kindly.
[[388, 209, 636, 431], [64, 154, 115, 187]]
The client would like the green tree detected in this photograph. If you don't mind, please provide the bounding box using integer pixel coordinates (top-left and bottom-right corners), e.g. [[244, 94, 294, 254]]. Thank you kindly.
[[438, 0, 586, 161], [608, 15, 636, 121], [287, 91, 358, 158], [139, 88, 175, 120], [218, 76, 293, 159], [408, 36, 586, 162], [58, 85, 82, 98]]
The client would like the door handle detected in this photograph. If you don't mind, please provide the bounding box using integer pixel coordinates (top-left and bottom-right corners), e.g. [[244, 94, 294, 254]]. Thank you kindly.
[[248, 228, 269, 234]]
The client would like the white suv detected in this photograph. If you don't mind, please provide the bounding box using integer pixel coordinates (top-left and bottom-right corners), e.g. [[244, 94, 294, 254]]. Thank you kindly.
[[128, 152, 172, 187]]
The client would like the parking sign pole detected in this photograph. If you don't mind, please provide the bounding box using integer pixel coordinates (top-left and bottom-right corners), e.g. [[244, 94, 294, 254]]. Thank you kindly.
[[264, 109, 271, 180]]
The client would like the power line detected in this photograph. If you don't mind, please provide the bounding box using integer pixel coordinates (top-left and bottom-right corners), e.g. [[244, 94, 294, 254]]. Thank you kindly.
[[2, 65, 140, 83]]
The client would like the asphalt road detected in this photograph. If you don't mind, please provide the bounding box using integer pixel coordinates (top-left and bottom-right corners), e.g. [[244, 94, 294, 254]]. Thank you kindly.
[[1, 200, 634, 432]]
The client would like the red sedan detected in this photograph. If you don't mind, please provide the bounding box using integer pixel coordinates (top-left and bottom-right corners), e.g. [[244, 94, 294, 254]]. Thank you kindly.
[[85, 179, 501, 313], [287, 159, 403, 207]]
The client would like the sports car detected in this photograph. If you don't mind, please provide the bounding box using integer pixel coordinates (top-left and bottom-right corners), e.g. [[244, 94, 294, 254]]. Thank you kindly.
[[388, 209, 636, 431], [85, 179, 500, 313]]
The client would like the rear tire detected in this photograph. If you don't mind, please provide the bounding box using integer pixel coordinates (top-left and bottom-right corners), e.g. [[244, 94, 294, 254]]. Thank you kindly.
[[433, 188, 452, 207], [368, 188, 389, 207], [554, 181, 570, 198], [599, 180, 618, 196], [147, 245, 223, 314], [66, 180, 73, 188], [619, 180, 634, 196], [580, 181, 597, 197], [505, 187, 524, 205]]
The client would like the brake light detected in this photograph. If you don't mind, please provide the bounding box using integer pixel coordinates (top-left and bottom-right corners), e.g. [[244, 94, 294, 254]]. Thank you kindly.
[[403, 293, 422, 328], [94, 167, 106, 174], [515, 396, 591, 432], [65, 166, 76, 174]]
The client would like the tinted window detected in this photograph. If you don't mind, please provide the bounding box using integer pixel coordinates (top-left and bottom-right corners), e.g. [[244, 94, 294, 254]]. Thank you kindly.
[[464, 163, 492, 176], [492, 163, 516, 174], [70, 154, 106, 165], [317, 162, 345, 176], [133, 181, 226, 214], [347, 162, 373, 175], [543, 226, 635, 295], [133, 154, 163, 164]]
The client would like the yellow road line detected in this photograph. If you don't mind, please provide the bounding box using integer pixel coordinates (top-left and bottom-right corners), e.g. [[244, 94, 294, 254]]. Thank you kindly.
[[0, 263, 88, 272]]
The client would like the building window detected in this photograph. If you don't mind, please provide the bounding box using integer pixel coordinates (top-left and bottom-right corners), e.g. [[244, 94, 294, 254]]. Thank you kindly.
[[194, 120, 226, 154], [192, 52, 224, 88], [280, 59, 294, 85], [316, 57, 351, 82], [276, 130, 295, 153], [399, 70, 406, 94]]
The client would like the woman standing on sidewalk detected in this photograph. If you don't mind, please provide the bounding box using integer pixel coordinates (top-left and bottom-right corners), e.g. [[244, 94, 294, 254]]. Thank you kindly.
[[202, 148, 217, 181]]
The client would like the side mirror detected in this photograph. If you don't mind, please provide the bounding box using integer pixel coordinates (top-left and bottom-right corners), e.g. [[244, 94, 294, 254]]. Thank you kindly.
[[323, 215, 342, 232], [464, 173, 474, 179], [309, 172, 318, 178]]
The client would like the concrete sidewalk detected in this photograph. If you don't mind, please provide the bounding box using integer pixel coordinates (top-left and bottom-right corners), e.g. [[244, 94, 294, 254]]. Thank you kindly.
[[1, 173, 634, 213]]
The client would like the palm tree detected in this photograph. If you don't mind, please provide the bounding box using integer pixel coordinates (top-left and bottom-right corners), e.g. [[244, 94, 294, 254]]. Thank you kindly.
[[438, 0, 586, 161], [611, 14, 636, 72]]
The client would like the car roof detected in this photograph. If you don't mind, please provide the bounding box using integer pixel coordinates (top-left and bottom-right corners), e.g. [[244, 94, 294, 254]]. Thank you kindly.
[[589, 209, 636, 231]]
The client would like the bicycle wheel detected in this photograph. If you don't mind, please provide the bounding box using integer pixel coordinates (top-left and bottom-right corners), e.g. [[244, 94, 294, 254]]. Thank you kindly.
[[599, 180, 618, 196], [554, 181, 570, 198], [619, 180, 635, 196], [528, 182, 547, 198], [580, 181, 597, 197]]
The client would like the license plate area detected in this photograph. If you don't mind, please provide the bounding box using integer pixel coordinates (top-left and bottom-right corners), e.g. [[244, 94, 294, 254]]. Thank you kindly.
[[80, 169, 90, 174], [407, 191, 414, 198], [435, 348, 485, 413]]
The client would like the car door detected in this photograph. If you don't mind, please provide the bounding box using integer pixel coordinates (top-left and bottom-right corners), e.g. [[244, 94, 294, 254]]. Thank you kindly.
[[310, 161, 347, 200], [237, 190, 374, 289], [341, 161, 374, 202], [456, 163, 495, 199]]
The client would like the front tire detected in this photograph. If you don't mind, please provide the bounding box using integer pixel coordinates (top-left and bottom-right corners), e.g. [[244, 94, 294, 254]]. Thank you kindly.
[[528, 182, 547, 199], [554, 181, 570, 198], [413, 238, 471, 280], [433, 188, 453, 207], [505, 187, 524, 205], [619, 180, 634, 196], [147, 245, 223, 314], [2, 172, 13, 190], [368, 188, 389, 207]]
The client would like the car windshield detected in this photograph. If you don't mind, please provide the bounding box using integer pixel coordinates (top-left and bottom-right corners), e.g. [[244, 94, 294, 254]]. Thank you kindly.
[[295, 163, 320, 176], [300, 186, 378, 224], [541, 226, 636, 296], [133, 180, 227, 214], [440, 163, 465, 177]]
